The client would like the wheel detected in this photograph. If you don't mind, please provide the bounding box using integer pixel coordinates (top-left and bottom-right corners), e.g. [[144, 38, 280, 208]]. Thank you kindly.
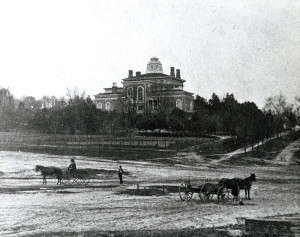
[[61, 172, 72, 185], [217, 186, 229, 202], [200, 183, 214, 200], [81, 173, 90, 185], [179, 181, 193, 201], [198, 191, 207, 201], [77, 172, 90, 185]]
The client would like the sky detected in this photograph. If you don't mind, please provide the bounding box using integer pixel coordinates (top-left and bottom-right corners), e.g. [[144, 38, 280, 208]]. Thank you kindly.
[[0, 0, 299, 109]]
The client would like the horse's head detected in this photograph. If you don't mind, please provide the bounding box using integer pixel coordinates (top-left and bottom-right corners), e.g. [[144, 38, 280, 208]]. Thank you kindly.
[[35, 165, 42, 172], [251, 173, 256, 182]]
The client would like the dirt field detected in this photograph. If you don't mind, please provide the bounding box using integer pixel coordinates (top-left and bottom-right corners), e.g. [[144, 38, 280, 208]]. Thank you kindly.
[[0, 135, 299, 236]]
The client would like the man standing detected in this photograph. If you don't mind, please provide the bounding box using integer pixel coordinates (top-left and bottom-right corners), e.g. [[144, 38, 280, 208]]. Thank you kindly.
[[232, 179, 240, 205], [118, 166, 124, 184]]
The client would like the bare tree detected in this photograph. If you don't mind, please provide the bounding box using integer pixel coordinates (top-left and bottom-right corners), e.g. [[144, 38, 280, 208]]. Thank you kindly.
[[293, 96, 300, 126], [263, 93, 291, 137], [65, 87, 86, 103]]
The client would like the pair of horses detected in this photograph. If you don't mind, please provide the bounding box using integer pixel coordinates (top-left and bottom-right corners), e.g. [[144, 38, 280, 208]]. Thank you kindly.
[[35, 165, 63, 185], [219, 173, 256, 200]]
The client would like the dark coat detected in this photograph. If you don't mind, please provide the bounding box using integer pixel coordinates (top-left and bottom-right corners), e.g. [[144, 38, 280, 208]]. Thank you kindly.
[[118, 168, 123, 177], [231, 183, 239, 196], [68, 163, 76, 171]]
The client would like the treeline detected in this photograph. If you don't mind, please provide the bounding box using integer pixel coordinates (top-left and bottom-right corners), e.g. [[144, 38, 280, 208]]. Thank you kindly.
[[191, 93, 300, 143], [1, 87, 299, 144]]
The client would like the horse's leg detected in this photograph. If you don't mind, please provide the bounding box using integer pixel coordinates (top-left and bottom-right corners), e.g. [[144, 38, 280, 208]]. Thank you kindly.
[[248, 188, 251, 200], [245, 189, 247, 199], [57, 175, 61, 185]]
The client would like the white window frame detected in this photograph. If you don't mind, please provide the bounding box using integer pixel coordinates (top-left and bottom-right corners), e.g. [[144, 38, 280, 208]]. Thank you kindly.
[[96, 102, 103, 110], [106, 102, 111, 111], [127, 86, 134, 98], [137, 86, 144, 101], [176, 99, 182, 110]]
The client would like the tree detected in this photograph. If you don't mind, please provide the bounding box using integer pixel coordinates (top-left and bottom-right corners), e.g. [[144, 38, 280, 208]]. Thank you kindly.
[[168, 108, 187, 133], [22, 96, 40, 110], [194, 95, 209, 112], [29, 108, 50, 133], [39, 95, 58, 109], [209, 93, 221, 112], [264, 93, 290, 138], [222, 93, 238, 135], [293, 96, 300, 127], [0, 87, 16, 131]]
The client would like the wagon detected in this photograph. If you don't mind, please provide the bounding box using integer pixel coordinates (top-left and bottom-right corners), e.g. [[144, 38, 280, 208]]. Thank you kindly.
[[61, 169, 90, 185], [179, 179, 230, 202]]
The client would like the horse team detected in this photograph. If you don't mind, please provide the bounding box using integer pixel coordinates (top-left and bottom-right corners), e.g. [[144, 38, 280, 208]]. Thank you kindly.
[[220, 173, 256, 200]]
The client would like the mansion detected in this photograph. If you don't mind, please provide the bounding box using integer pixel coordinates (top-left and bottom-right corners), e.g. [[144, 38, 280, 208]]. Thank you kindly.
[[94, 57, 194, 114]]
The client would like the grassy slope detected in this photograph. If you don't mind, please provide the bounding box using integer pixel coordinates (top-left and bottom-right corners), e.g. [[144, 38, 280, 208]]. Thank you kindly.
[[220, 130, 300, 166]]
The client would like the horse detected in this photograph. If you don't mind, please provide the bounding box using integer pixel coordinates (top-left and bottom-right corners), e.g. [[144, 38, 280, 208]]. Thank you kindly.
[[219, 173, 256, 200], [35, 165, 63, 185]]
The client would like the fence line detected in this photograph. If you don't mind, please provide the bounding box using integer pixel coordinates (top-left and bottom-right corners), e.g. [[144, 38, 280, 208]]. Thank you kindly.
[[0, 133, 244, 153]]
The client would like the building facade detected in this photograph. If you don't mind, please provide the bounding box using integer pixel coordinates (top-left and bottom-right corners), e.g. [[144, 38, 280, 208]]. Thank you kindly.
[[94, 57, 194, 114]]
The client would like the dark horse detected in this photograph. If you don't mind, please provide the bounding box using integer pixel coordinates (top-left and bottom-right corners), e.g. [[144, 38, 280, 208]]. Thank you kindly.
[[35, 165, 63, 185], [219, 173, 256, 200]]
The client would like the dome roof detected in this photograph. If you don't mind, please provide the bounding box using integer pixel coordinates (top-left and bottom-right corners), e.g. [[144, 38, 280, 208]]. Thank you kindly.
[[146, 57, 163, 74]]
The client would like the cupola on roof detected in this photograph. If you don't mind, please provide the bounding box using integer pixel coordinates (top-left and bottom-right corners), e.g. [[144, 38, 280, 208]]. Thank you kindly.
[[146, 56, 163, 74]]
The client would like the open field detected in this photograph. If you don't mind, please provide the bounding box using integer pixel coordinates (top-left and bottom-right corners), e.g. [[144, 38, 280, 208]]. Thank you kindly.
[[0, 133, 299, 236]]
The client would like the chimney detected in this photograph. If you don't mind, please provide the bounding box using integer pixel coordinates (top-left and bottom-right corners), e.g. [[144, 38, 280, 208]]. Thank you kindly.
[[136, 71, 141, 77], [128, 70, 133, 78], [170, 67, 175, 77], [176, 69, 181, 79], [112, 82, 117, 93]]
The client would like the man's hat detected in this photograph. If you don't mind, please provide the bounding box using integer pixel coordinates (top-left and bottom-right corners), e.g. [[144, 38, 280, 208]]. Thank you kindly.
[[71, 159, 75, 162]]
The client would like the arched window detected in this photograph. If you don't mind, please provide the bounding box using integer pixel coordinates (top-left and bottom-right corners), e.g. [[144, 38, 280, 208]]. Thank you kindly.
[[106, 102, 111, 111], [96, 102, 102, 110], [127, 87, 133, 98], [137, 87, 144, 101], [176, 99, 182, 109]]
